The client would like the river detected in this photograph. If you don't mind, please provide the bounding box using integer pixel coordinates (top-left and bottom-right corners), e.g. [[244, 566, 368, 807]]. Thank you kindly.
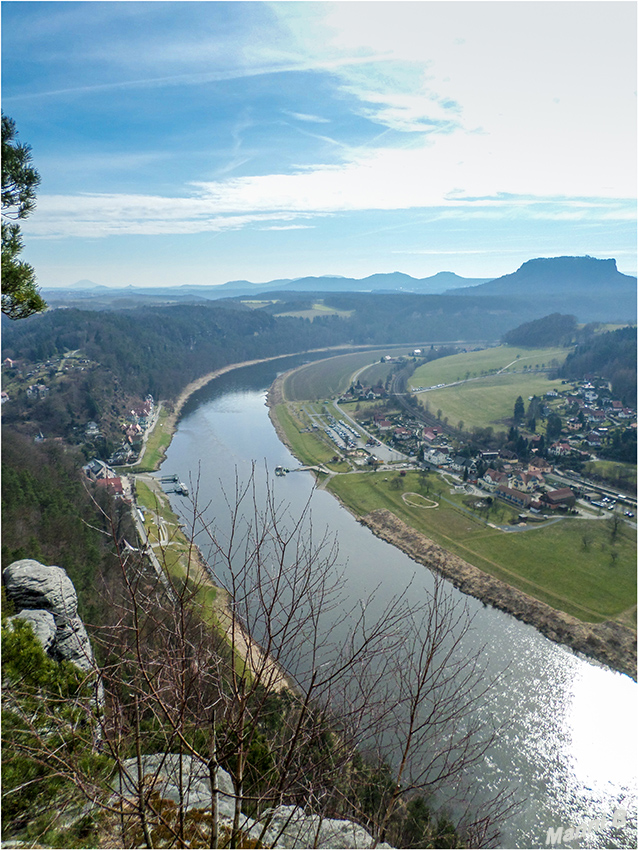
[[157, 353, 636, 849]]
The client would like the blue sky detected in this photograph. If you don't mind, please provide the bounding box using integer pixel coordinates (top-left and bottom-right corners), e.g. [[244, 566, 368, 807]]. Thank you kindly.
[[2, 1, 636, 287]]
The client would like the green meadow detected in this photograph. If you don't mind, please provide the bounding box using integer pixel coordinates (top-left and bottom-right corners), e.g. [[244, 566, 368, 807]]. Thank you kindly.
[[327, 470, 636, 623], [283, 348, 413, 401], [409, 345, 570, 387], [418, 373, 569, 431], [409, 345, 573, 431]]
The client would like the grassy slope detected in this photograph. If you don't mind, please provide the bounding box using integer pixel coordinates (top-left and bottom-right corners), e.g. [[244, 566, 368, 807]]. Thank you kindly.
[[418, 373, 569, 431], [284, 347, 415, 401], [328, 471, 636, 622], [410, 345, 572, 431], [409, 345, 569, 386]]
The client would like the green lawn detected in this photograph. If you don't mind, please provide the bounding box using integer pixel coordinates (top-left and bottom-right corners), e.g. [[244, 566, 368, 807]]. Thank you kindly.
[[327, 471, 636, 622], [584, 460, 637, 491], [276, 302, 354, 320], [274, 403, 338, 466], [417, 373, 569, 431], [409, 344, 570, 387]]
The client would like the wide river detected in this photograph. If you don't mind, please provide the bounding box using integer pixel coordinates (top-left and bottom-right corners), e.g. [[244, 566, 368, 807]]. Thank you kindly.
[[158, 353, 636, 849]]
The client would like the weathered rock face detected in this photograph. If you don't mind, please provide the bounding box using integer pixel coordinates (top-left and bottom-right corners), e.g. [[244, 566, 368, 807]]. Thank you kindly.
[[4, 559, 78, 619], [9, 609, 57, 653], [249, 805, 392, 849], [118, 754, 236, 818], [116, 754, 391, 849], [3, 559, 94, 672]]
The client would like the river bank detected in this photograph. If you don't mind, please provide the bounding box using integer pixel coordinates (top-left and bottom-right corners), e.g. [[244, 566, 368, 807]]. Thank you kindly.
[[140, 346, 360, 472], [266, 373, 636, 680]]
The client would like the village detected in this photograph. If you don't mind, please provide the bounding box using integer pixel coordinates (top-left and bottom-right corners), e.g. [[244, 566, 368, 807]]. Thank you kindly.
[[333, 372, 638, 522]]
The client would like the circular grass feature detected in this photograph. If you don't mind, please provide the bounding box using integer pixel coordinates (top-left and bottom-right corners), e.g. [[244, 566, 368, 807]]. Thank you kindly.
[[402, 492, 439, 509]]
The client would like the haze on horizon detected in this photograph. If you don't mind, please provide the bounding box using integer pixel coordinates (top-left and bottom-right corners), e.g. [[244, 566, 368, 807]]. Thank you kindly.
[[2, 1, 636, 288]]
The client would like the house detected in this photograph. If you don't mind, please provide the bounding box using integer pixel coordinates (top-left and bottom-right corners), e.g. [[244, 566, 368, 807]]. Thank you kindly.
[[376, 419, 393, 431], [95, 476, 124, 497], [549, 441, 572, 456], [499, 449, 518, 461], [83, 458, 117, 481], [528, 459, 552, 475], [3, 358, 15, 368], [496, 485, 532, 508], [510, 471, 543, 492], [1, 391, 9, 404], [26, 384, 49, 399], [422, 427, 439, 443], [482, 469, 509, 490], [542, 488, 576, 508], [393, 427, 412, 441], [584, 432, 602, 448]]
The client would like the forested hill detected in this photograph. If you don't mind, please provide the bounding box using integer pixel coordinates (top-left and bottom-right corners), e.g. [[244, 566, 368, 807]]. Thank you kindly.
[[558, 326, 637, 408], [2, 293, 529, 399], [502, 314, 579, 347]]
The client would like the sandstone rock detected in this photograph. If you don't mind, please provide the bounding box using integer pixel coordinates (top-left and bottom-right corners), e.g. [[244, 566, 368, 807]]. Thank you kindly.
[[54, 615, 94, 671], [117, 754, 236, 818], [3, 559, 94, 672], [7, 609, 57, 653], [249, 805, 391, 849], [3, 559, 78, 620], [116, 753, 391, 849]]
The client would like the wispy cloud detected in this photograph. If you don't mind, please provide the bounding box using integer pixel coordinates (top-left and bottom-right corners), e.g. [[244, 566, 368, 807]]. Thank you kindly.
[[284, 111, 331, 124]]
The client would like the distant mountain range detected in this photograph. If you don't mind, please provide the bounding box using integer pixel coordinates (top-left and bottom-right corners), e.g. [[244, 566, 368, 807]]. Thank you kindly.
[[53, 270, 490, 297], [42, 256, 636, 323]]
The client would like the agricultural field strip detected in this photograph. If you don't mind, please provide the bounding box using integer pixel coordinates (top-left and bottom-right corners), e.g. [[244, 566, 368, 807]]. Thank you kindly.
[[408, 345, 569, 390], [284, 346, 420, 401]]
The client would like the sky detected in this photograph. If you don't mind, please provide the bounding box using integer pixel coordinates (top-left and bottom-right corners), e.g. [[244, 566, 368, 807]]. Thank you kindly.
[[2, 0, 636, 288]]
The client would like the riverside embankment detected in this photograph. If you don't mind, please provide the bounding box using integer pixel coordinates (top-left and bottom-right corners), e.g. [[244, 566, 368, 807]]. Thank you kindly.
[[266, 370, 636, 680]]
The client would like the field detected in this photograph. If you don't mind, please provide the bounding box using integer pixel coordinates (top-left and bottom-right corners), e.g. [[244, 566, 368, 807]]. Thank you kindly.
[[327, 470, 636, 623], [275, 301, 354, 320], [135, 406, 173, 471], [418, 373, 568, 431], [283, 348, 413, 401], [408, 345, 572, 431], [584, 460, 637, 491], [409, 344, 570, 387], [274, 403, 348, 469]]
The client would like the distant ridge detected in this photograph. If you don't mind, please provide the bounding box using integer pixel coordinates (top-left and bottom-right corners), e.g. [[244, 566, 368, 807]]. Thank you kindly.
[[452, 256, 635, 295], [45, 271, 491, 299], [43, 257, 636, 323], [448, 256, 636, 323]]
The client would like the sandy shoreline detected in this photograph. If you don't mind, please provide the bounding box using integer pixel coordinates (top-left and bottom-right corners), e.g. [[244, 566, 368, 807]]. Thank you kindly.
[[266, 375, 636, 680]]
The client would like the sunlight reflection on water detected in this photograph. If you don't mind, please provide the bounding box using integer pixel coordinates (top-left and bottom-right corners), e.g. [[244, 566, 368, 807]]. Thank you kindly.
[[164, 359, 637, 848]]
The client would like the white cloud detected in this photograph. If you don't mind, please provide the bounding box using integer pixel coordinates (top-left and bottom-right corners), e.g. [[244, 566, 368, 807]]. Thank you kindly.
[[284, 111, 331, 124]]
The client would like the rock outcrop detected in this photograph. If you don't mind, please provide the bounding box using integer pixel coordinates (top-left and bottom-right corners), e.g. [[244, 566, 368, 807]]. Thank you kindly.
[[116, 754, 391, 849], [4, 559, 94, 672]]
